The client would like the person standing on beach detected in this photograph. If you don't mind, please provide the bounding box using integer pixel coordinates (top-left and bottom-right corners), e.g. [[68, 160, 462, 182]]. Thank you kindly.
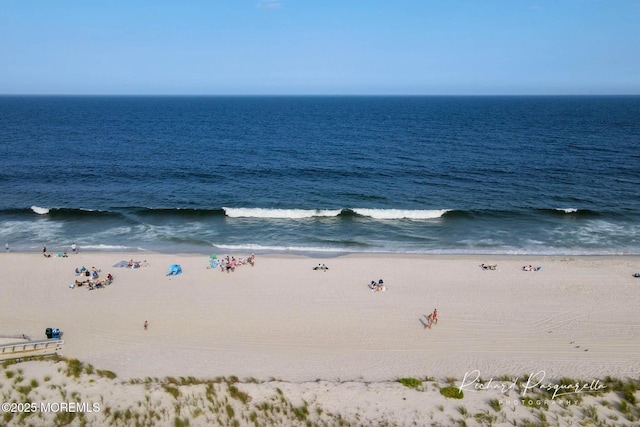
[[144, 320, 148, 330], [5, 242, 8, 253], [432, 309, 438, 325], [71, 242, 78, 254]]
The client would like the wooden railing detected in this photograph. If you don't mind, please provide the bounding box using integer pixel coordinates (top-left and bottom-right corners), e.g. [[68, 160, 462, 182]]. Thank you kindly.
[[0, 339, 64, 361]]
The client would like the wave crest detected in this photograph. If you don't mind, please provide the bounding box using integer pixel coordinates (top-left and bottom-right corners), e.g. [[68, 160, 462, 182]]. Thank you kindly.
[[222, 207, 342, 219], [351, 208, 450, 220], [555, 208, 578, 214], [31, 206, 50, 215]]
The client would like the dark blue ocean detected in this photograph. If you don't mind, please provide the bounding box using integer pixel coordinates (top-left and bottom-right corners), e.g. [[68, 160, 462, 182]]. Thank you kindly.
[[1, 96, 639, 255]]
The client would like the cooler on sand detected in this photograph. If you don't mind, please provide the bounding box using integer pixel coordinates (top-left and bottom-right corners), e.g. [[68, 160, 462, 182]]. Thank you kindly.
[[45, 328, 53, 339], [52, 328, 60, 339]]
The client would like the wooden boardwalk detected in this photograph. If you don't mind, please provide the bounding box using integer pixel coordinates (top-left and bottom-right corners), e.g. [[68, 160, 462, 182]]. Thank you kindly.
[[0, 339, 64, 361]]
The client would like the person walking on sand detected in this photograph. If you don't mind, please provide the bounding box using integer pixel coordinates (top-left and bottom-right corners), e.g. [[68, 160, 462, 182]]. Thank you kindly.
[[5, 242, 9, 253], [432, 309, 438, 325], [424, 313, 433, 329], [144, 320, 148, 330]]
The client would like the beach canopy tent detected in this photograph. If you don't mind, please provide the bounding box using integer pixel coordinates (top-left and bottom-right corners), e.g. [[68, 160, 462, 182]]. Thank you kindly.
[[166, 264, 182, 276]]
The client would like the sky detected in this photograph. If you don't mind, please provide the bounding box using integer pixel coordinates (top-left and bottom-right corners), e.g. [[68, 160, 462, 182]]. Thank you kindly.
[[1, 0, 639, 95]]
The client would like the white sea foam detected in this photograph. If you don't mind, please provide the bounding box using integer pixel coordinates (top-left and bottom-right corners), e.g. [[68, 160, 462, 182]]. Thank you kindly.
[[211, 243, 363, 253], [31, 206, 50, 215], [222, 207, 342, 219], [78, 244, 134, 251], [351, 208, 450, 220], [555, 208, 578, 213]]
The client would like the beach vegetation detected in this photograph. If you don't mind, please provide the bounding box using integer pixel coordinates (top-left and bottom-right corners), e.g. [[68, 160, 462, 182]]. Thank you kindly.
[[292, 404, 309, 421], [2, 359, 18, 369], [53, 410, 77, 426], [66, 358, 84, 378], [581, 404, 598, 421], [228, 384, 251, 404], [84, 363, 94, 375], [163, 385, 180, 400], [622, 382, 638, 405], [474, 410, 497, 425], [456, 405, 469, 417], [454, 418, 468, 427], [96, 369, 117, 379], [440, 386, 464, 399], [488, 398, 501, 412], [16, 385, 31, 396], [445, 376, 457, 385], [5, 370, 14, 379], [518, 419, 543, 427], [225, 403, 235, 418], [173, 416, 190, 427], [124, 408, 133, 422], [3, 411, 14, 424], [398, 377, 423, 388], [535, 409, 547, 424]]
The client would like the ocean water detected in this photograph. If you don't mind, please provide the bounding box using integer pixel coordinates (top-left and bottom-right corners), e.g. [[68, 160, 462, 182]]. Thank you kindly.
[[1, 95, 639, 255]]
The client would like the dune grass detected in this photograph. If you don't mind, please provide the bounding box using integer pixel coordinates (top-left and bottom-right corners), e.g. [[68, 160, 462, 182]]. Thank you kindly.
[[0, 357, 638, 426]]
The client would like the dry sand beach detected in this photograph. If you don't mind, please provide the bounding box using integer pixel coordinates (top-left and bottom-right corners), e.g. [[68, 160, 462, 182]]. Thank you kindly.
[[1, 252, 640, 426]]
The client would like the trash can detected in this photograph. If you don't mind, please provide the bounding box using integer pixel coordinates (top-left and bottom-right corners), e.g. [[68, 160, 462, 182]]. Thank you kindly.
[[52, 328, 60, 339], [45, 327, 53, 339]]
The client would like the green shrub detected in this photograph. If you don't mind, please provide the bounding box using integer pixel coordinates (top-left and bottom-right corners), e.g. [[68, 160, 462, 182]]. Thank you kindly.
[[440, 386, 464, 399], [398, 377, 423, 388], [97, 370, 117, 379]]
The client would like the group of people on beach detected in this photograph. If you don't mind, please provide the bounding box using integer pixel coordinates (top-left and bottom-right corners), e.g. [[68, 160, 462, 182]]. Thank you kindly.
[[127, 259, 149, 268], [368, 279, 386, 292], [73, 266, 113, 290], [211, 254, 255, 273], [424, 309, 438, 329], [313, 263, 329, 271], [479, 263, 543, 272], [42, 243, 79, 258]]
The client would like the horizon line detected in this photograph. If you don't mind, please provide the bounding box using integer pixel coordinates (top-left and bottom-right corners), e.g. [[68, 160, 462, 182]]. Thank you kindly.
[[1, 93, 639, 97]]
